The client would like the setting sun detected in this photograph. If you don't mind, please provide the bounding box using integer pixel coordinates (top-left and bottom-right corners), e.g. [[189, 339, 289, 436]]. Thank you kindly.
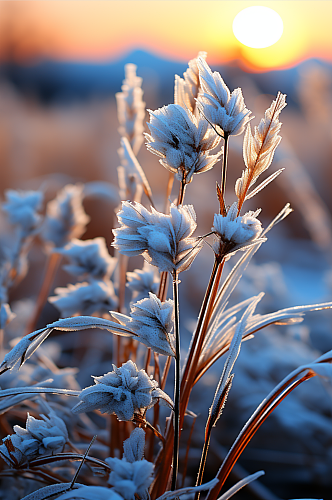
[[232, 6, 283, 49]]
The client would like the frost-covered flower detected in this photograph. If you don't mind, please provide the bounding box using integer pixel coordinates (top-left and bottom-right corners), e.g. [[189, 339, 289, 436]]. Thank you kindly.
[[111, 292, 175, 357], [57, 237, 116, 280], [126, 261, 159, 302], [106, 427, 153, 500], [212, 202, 264, 257], [2, 190, 43, 237], [41, 184, 90, 249], [197, 57, 253, 137], [71, 360, 173, 420], [113, 202, 202, 273], [145, 103, 221, 184], [0, 411, 68, 467], [49, 280, 117, 317], [174, 51, 207, 115]]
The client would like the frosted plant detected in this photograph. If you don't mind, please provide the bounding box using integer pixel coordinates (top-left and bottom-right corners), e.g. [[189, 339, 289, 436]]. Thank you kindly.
[[145, 103, 222, 187], [41, 184, 90, 249], [174, 51, 207, 115], [235, 92, 287, 213], [118, 137, 153, 205], [211, 202, 265, 258], [106, 428, 154, 500], [111, 292, 175, 356], [0, 410, 68, 467], [71, 360, 173, 420], [116, 63, 145, 155], [113, 201, 202, 273], [2, 190, 43, 238], [123, 427, 145, 462], [57, 237, 116, 280], [126, 261, 159, 302], [49, 280, 118, 317], [0, 303, 15, 330], [197, 57, 253, 138]]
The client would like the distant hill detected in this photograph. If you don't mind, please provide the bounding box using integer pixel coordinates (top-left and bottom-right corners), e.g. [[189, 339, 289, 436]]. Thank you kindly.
[[0, 49, 331, 106]]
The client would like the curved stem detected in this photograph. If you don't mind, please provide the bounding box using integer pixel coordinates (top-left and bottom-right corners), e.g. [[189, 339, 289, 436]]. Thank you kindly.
[[171, 270, 181, 490], [206, 370, 315, 500]]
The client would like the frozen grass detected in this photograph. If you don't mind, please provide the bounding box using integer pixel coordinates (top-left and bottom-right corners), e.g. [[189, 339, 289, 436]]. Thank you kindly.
[[0, 54, 331, 500]]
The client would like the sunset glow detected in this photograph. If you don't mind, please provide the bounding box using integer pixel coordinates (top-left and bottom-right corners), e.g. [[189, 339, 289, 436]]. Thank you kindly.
[[232, 7, 283, 49], [0, 1, 331, 72]]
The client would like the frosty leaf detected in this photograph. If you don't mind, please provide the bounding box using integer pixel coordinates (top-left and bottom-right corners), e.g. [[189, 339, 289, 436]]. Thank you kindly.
[[209, 297, 261, 426], [126, 261, 159, 302], [216, 471, 265, 500], [47, 316, 135, 336], [156, 478, 218, 500], [0, 328, 53, 375], [20, 483, 84, 500], [56, 486, 123, 500]]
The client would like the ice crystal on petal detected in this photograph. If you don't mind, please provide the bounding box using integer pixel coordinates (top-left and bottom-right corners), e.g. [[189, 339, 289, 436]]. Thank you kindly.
[[0, 411, 68, 467], [49, 281, 117, 317], [113, 202, 202, 273], [212, 202, 264, 257], [57, 237, 116, 280], [126, 261, 159, 302], [111, 292, 175, 357], [41, 184, 90, 249], [145, 103, 221, 184], [197, 57, 253, 137], [71, 360, 172, 420], [2, 190, 43, 237]]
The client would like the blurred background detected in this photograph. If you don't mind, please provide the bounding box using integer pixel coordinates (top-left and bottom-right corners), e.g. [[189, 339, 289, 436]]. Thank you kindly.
[[1, 1, 332, 498]]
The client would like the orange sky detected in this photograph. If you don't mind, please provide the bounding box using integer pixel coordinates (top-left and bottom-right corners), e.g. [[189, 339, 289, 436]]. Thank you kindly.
[[0, 1, 331, 71]]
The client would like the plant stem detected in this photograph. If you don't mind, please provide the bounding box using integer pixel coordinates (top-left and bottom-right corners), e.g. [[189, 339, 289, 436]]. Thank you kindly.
[[26, 252, 61, 334], [171, 270, 181, 491], [177, 178, 187, 206], [221, 134, 229, 210]]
